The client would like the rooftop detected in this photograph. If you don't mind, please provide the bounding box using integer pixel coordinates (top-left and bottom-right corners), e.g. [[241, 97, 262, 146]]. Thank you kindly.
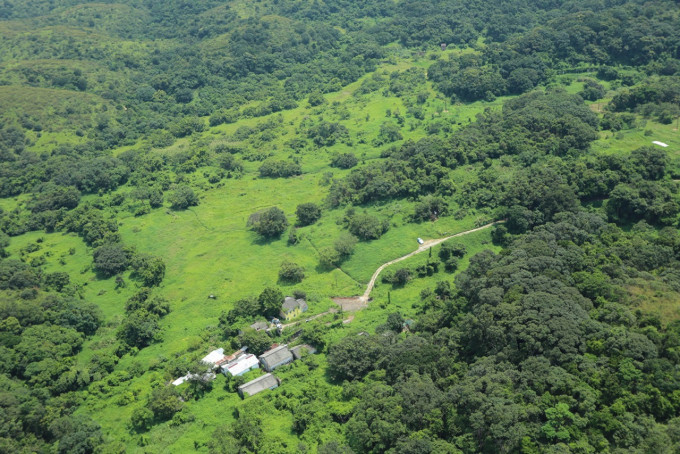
[[225, 354, 259, 376], [259, 345, 293, 371], [238, 373, 280, 397], [291, 344, 317, 360], [201, 348, 225, 365], [282, 297, 308, 315]]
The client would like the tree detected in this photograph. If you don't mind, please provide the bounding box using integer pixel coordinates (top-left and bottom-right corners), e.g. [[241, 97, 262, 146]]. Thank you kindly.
[[248, 207, 289, 238], [258, 287, 283, 318], [349, 214, 389, 240], [413, 196, 448, 222], [327, 335, 384, 381], [295, 203, 321, 226], [378, 122, 403, 143], [130, 254, 165, 287], [116, 310, 161, 348], [393, 268, 412, 286], [334, 232, 358, 256], [318, 246, 341, 269], [168, 185, 198, 210], [148, 386, 182, 421], [278, 261, 304, 283], [236, 329, 272, 356], [130, 407, 154, 432], [93, 243, 130, 277]]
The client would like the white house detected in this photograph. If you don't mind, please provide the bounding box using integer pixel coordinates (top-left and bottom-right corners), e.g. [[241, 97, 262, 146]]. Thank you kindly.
[[223, 354, 260, 377]]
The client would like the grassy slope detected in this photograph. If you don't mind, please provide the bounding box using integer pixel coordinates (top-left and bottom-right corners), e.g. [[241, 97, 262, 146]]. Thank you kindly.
[[4, 51, 680, 451]]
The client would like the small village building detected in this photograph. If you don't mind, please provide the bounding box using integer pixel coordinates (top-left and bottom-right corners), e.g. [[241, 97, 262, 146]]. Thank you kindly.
[[201, 348, 225, 368], [214, 347, 246, 369], [259, 345, 293, 371], [290, 344, 317, 360], [281, 297, 308, 320], [172, 371, 216, 386], [172, 375, 189, 386], [223, 354, 260, 377], [238, 373, 280, 398]]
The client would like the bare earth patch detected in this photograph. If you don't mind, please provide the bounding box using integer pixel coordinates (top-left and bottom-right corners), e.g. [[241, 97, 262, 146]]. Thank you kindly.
[[332, 297, 367, 312]]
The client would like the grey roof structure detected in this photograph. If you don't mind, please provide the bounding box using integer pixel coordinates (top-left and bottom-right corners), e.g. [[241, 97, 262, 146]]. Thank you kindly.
[[290, 344, 317, 360], [238, 373, 280, 398], [281, 297, 307, 315], [259, 345, 293, 372]]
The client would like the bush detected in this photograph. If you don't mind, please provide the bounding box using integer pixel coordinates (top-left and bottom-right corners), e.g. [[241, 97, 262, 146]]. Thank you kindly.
[[279, 261, 304, 283], [248, 207, 289, 238], [295, 203, 321, 226], [308, 91, 327, 107]]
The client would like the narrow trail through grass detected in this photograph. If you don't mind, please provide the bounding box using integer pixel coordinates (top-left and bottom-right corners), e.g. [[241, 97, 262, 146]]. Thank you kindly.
[[358, 220, 505, 302]]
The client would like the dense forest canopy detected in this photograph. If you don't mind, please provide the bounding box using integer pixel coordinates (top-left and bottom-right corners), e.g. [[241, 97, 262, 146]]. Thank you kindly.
[[1, 0, 680, 452]]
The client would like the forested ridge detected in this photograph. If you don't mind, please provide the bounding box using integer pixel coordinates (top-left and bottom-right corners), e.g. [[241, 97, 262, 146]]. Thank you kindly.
[[1, 0, 680, 452]]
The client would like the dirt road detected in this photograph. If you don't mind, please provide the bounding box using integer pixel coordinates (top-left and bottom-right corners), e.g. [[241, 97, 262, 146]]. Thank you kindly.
[[358, 220, 504, 302]]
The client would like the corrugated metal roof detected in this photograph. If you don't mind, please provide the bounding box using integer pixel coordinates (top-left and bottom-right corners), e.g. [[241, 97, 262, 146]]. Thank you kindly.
[[201, 348, 225, 365], [238, 373, 280, 397], [259, 345, 293, 371], [224, 354, 259, 376]]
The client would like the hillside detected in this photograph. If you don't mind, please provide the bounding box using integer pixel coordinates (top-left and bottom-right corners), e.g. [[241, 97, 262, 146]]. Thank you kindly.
[[1, 1, 680, 453]]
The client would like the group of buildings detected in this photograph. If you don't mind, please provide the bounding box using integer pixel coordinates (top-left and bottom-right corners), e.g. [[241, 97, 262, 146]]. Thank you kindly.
[[172, 343, 316, 398]]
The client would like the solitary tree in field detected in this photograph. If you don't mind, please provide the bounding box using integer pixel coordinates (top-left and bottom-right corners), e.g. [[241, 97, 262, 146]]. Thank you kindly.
[[248, 207, 289, 238]]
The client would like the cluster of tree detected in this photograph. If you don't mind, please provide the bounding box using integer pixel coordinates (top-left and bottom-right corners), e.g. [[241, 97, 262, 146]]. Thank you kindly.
[[609, 76, 680, 124], [427, 2, 680, 102], [0, 263, 112, 452], [321, 211, 680, 453], [117, 288, 170, 350], [218, 286, 287, 330]]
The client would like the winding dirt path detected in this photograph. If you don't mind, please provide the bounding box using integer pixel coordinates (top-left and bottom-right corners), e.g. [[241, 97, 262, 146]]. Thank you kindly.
[[357, 220, 505, 303]]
